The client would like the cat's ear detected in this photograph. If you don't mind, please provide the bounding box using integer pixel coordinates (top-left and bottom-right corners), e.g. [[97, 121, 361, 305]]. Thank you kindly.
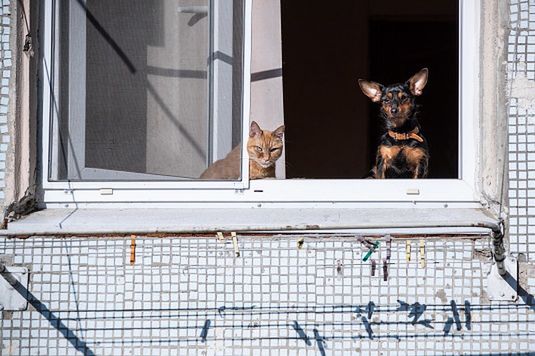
[[272, 125, 285, 140], [250, 121, 262, 137], [407, 68, 428, 96], [358, 79, 383, 102]]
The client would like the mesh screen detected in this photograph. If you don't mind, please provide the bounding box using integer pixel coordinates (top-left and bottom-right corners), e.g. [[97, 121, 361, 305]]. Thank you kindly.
[[50, 0, 243, 181]]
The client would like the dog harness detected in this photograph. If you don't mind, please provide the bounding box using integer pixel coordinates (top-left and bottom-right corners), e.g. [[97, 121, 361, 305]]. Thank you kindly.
[[387, 127, 424, 143]]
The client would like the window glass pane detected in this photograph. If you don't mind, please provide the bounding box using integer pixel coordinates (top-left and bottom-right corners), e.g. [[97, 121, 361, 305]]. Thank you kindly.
[[50, 0, 243, 181]]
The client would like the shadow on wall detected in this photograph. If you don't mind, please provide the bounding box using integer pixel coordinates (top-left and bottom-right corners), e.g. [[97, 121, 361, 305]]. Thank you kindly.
[[2, 260, 533, 356]]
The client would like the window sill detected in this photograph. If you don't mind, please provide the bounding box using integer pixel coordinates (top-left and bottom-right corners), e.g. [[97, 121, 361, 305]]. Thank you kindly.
[[0, 207, 499, 237]]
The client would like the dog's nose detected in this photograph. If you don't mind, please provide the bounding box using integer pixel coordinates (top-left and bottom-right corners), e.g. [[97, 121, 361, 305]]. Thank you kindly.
[[391, 107, 398, 114]]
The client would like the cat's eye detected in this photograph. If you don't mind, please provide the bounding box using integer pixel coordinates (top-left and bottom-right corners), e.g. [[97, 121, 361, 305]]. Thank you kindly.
[[255, 146, 263, 152], [270, 147, 281, 152]]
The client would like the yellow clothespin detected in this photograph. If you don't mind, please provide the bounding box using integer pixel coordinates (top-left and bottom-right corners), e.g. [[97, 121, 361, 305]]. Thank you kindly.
[[419, 239, 426, 268], [406, 241, 411, 262], [130, 235, 136, 265], [232, 232, 240, 257]]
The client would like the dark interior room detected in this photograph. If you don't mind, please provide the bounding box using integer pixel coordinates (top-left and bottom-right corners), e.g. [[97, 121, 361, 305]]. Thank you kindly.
[[281, 0, 459, 179]]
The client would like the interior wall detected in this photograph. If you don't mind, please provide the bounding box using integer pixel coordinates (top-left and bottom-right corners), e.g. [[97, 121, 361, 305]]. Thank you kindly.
[[145, 0, 209, 177], [250, 0, 286, 179], [85, 0, 209, 178]]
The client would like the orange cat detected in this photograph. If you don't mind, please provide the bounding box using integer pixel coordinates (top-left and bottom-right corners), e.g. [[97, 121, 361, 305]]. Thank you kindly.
[[200, 121, 285, 180]]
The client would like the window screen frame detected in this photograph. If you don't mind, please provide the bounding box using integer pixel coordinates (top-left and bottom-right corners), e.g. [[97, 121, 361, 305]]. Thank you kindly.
[[56, 1, 240, 181], [40, 0, 482, 207], [41, 0, 251, 190]]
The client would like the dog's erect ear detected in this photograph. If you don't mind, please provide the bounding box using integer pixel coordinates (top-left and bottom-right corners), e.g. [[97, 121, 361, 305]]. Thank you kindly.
[[358, 80, 383, 102], [272, 125, 285, 140], [250, 121, 262, 137], [407, 68, 428, 96]]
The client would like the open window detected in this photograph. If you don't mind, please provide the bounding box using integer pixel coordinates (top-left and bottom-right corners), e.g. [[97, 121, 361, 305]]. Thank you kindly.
[[40, 0, 480, 206], [281, 0, 459, 179], [45, 0, 249, 185]]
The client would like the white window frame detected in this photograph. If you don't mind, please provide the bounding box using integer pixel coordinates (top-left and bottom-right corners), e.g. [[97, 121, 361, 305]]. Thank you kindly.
[[41, 0, 251, 190], [41, 0, 482, 208]]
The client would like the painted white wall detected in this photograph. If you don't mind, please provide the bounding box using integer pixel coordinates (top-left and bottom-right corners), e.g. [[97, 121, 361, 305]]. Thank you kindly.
[[250, 0, 285, 179]]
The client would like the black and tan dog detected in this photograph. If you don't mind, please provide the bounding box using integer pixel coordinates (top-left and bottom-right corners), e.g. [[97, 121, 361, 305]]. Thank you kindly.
[[359, 68, 429, 179]]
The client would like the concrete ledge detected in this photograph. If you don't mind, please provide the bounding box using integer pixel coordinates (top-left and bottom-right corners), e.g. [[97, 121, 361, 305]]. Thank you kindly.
[[0, 208, 499, 236]]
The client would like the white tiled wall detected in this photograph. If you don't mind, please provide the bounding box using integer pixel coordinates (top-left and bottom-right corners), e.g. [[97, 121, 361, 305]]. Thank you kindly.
[[0, 235, 533, 355], [0, 0, 11, 203], [508, 0, 535, 259]]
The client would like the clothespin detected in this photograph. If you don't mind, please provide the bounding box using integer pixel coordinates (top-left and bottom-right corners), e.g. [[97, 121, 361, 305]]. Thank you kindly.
[[371, 259, 377, 276], [383, 259, 389, 281], [232, 232, 240, 257], [419, 239, 426, 268], [216, 232, 225, 241], [406, 241, 411, 262], [297, 237, 305, 249], [361, 239, 376, 249], [130, 235, 136, 265], [385, 235, 392, 261], [363, 241, 380, 262]]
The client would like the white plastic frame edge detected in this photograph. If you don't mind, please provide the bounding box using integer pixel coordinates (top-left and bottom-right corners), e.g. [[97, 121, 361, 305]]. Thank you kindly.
[[40, 0, 481, 207]]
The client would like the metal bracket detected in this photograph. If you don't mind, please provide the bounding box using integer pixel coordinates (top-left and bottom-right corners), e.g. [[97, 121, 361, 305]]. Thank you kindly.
[[487, 256, 518, 302], [0, 265, 30, 311]]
